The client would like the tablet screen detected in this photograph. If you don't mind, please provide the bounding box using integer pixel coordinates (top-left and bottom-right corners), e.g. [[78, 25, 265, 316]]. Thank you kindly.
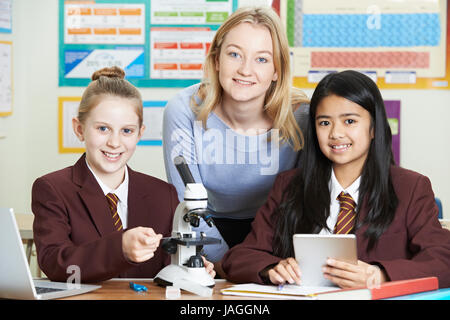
[[293, 234, 357, 287]]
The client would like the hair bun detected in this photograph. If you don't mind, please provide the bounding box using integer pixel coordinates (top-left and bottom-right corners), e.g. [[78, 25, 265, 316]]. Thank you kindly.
[[91, 66, 125, 81]]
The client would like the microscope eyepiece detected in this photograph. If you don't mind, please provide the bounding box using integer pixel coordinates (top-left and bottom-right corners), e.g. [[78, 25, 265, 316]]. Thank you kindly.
[[174, 156, 195, 186]]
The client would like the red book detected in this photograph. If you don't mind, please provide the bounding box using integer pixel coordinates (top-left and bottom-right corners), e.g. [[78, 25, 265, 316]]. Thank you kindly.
[[315, 277, 439, 300]]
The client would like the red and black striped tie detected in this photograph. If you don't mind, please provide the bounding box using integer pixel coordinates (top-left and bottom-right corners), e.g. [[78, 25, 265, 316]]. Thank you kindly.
[[106, 193, 123, 231], [334, 192, 356, 234]]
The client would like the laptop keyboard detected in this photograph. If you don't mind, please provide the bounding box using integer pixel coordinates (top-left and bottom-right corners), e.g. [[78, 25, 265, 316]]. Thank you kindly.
[[36, 287, 66, 294]]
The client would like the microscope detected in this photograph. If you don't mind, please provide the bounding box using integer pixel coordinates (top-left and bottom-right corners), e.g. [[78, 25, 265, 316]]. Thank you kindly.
[[154, 156, 221, 296]]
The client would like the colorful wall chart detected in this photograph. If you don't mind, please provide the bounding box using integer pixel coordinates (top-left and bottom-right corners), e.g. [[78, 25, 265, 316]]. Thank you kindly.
[[281, 0, 450, 89], [58, 97, 85, 153], [0, 0, 12, 33], [59, 0, 238, 87], [138, 100, 166, 146], [385, 100, 401, 166]]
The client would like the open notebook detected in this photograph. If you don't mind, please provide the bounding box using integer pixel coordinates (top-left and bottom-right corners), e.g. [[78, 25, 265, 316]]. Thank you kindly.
[[221, 283, 337, 300], [221, 277, 439, 300]]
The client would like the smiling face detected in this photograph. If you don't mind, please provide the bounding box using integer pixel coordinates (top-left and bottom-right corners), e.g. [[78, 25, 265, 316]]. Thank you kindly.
[[216, 22, 278, 106], [73, 95, 144, 188], [315, 94, 374, 176]]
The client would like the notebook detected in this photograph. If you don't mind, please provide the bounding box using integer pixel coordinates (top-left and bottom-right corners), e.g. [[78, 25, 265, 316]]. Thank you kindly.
[[0, 207, 101, 300], [221, 277, 440, 300]]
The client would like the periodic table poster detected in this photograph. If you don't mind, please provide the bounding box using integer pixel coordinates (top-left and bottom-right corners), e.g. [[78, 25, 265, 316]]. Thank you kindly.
[[281, 0, 450, 89]]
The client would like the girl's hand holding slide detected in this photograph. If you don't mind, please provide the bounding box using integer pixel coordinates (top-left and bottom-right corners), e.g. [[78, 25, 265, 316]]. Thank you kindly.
[[122, 227, 163, 263], [201, 256, 216, 278], [322, 258, 388, 289], [267, 257, 302, 285]]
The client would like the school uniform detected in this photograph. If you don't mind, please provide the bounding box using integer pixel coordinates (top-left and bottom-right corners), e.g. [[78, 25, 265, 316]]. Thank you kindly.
[[221, 166, 450, 288], [32, 154, 179, 283]]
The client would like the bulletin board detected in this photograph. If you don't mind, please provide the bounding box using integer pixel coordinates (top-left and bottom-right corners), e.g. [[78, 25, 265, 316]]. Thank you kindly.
[[58, 97, 167, 153], [59, 0, 238, 87], [0, 41, 12, 116], [58, 97, 85, 153], [0, 0, 12, 33], [138, 100, 166, 146], [280, 0, 450, 89], [385, 100, 400, 166]]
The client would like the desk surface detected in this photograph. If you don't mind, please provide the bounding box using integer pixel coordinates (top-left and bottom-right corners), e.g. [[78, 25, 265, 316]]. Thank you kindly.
[[15, 213, 34, 239], [441, 219, 450, 230], [60, 279, 256, 300], [59, 279, 450, 300]]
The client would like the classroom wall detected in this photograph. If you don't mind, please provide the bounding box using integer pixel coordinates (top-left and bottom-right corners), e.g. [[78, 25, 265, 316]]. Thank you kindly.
[[0, 0, 449, 219]]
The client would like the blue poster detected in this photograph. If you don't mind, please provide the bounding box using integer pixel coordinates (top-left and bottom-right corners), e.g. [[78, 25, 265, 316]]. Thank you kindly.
[[59, 0, 238, 87]]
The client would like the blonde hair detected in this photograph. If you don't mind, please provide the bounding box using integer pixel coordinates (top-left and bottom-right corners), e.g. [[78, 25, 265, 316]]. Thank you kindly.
[[78, 66, 143, 127], [192, 6, 309, 150]]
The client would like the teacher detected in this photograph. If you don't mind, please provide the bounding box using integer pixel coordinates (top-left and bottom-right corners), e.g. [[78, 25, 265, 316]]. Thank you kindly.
[[162, 7, 309, 270]]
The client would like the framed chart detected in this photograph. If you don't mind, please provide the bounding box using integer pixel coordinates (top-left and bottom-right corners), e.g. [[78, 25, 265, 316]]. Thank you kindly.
[[279, 0, 450, 89], [58, 97, 167, 153], [58, 97, 85, 153], [0, 0, 12, 33]]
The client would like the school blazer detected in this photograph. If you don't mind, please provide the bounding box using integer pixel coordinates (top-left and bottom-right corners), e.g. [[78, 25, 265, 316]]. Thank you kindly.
[[222, 166, 450, 288], [32, 154, 179, 283]]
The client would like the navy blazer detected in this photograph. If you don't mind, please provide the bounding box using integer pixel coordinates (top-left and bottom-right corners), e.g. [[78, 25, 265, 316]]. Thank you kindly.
[[32, 154, 178, 283], [222, 166, 450, 288]]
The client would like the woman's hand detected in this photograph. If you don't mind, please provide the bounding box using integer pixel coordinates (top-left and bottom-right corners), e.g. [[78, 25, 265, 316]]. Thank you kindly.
[[322, 258, 388, 289], [267, 257, 302, 285], [202, 256, 216, 278], [122, 227, 162, 263]]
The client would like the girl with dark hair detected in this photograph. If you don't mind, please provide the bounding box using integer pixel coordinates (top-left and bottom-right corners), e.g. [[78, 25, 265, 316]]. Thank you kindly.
[[222, 70, 450, 288]]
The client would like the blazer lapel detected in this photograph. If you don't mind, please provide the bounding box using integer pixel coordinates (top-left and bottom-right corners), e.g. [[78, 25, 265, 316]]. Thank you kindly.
[[126, 167, 147, 229], [355, 198, 371, 257], [73, 154, 115, 236]]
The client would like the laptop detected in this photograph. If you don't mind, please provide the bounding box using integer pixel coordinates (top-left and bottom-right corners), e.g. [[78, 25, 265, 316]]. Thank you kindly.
[[293, 234, 357, 287], [0, 208, 101, 299]]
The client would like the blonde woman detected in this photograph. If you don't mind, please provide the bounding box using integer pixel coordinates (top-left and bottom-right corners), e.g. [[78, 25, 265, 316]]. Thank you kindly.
[[162, 7, 309, 268]]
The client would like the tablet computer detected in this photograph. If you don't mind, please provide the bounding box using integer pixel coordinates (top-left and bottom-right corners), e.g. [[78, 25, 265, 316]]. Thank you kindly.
[[293, 234, 357, 287]]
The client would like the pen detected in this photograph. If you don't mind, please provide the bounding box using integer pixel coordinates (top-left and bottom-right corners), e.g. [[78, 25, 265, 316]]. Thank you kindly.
[[277, 284, 284, 291]]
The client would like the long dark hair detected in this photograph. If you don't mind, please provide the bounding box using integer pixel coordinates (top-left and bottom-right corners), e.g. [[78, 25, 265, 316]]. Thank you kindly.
[[273, 70, 398, 257]]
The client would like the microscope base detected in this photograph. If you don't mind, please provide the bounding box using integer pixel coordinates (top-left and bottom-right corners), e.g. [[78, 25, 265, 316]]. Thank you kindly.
[[154, 264, 215, 288]]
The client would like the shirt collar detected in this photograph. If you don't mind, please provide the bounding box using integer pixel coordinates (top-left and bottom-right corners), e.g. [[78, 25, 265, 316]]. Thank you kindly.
[[85, 158, 129, 206], [329, 168, 361, 205]]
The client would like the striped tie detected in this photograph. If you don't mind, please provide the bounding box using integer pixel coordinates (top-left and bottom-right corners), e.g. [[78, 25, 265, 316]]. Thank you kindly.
[[334, 192, 356, 234], [106, 193, 123, 231]]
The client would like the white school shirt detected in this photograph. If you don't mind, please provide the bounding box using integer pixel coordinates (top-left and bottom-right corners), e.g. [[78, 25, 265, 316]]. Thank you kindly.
[[319, 169, 361, 235], [85, 159, 129, 229]]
